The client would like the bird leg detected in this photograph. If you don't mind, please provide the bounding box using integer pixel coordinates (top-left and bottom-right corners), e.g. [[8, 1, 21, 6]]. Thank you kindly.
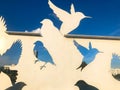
[[40, 63, 47, 70], [34, 60, 39, 64]]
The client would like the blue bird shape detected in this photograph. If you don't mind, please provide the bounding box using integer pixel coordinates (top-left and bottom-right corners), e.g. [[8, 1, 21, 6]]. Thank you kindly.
[[0, 40, 22, 67], [73, 40, 102, 71], [75, 80, 99, 90], [0, 40, 22, 85], [33, 41, 55, 70], [111, 53, 120, 69], [111, 53, 120, 81]]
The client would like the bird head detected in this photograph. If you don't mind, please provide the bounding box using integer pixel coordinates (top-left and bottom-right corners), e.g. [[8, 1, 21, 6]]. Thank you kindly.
[[92, 48, 103, 55], [40, 19, 53, 26], [75, 80, 87, 87], [76, 12, 92, 20], [34, 41, 43, 47]]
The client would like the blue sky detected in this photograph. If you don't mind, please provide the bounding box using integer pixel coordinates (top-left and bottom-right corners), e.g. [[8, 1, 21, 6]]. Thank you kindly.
[[0, 0, 120, 36]]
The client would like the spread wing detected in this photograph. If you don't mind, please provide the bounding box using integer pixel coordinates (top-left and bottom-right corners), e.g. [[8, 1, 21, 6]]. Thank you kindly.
[[111, 53, 120, 68], [73, 40, 89, 56], [89, 42, 92, 50], [70, 4, 75, 14], [48, 0, 70, 22], [0, 40, 22, 66]]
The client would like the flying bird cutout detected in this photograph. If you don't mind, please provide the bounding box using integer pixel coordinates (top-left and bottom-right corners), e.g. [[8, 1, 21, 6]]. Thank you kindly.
[[48, 0, 91, 35], [33, 40, 55, 70], [0, 40, 22, 67], [111, 53, 120, 81], [0, 40, 22, 85], [73, 40, 102, 71]]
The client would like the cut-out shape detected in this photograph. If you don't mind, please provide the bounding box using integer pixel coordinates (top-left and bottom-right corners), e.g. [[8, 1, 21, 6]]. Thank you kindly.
[[33, 41, 55, 70], [75, 80, 99, 90], [5, 82, 26, 90], [111, 53, 120, 81], [0, 40, 22, 85], [0, 67, 18, 85], [48, 0, 91, 34], [0, 40, 22, 66], [73, 40, 102, 71]]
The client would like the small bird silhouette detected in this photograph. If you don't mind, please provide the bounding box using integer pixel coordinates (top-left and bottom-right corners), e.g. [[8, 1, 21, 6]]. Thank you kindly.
[[33, 41, 55, 70], [0, 40, 22, 66], [111, 53, 120, 81], [111, 53, 120, 69], [5, 82, 26, 90], [75, 80, 99, 90], [73, 40, 102, 71], [48, 0, 91, 35]]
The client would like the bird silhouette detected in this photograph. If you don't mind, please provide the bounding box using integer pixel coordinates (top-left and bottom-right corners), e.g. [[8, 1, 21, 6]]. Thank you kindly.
[[73, 40, 102, 71], [75, 80, 99, 90], [33, 40, 55, 70], [5, 82, 26, 90], [0, 40, 22, 66], [0, 40, 22, 85], [111, 53, 120, 81], [48, 0, 91, 35], [111, 53, 120, 69]]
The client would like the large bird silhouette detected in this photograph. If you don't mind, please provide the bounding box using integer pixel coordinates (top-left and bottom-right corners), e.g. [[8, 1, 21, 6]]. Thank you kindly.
[[75, 80, 99, 90], [33, 40, 55, 70], [0, 40, 22, 85], [48, 0, 91, 35], [73, 40, 102, 71], [0, 40, 22, 66]]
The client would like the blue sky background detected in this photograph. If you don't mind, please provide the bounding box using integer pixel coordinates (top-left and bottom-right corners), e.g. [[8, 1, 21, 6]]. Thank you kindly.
[[0, 0, 120, 36]]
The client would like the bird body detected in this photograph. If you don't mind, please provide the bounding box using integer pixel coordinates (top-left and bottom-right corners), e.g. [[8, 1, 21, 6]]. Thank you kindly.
[[73, 40, 101, 70], [48, 0, 91, 35], [33, 41, 55, 70]]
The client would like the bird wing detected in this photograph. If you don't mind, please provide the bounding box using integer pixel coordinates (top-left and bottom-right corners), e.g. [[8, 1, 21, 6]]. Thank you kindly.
[[73, 40, 89, 56], [111, 53, 120, 68], [89, 42, 92, 50], [70, 4, 75, 14], [42, 47, 54, 64], [48, 0, 70, 22], [0, 40, 22, 66]]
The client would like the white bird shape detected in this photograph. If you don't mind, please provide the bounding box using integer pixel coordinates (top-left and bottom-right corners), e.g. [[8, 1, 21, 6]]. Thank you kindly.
[[48, 0, 91, 35]]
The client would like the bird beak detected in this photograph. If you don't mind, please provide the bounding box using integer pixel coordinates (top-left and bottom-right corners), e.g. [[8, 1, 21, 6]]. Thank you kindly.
[[40, 20, 44, 25], [85, 16, 92, 18], [99, 51, 103, 53]]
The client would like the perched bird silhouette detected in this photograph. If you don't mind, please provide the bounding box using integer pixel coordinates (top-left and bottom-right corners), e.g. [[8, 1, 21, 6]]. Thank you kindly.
[[33, 41, 55, 70], [73, 40, 102, 71], [48, 0, 91, 35], [0, 40, 22, 66], [75, 80, 99, 90], [5, 82, 26, 90], [0, 40, 22, 85]]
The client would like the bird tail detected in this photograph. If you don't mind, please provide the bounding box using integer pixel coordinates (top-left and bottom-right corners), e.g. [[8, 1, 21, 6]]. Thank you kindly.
[[0, 67, 18, 85], [76, 62, 87, 71]]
